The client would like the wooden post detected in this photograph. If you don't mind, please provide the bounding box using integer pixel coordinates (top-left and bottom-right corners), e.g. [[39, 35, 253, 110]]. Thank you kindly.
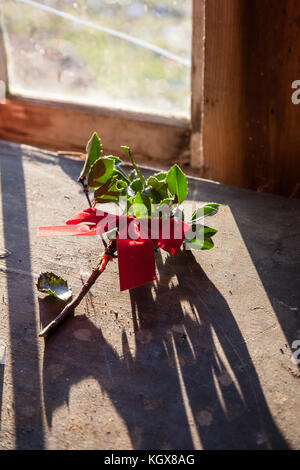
[[0, 13, 8, 96], [201, 0, 247, 187], [194, 0, 300, 197], [190, 0, 205, 170]]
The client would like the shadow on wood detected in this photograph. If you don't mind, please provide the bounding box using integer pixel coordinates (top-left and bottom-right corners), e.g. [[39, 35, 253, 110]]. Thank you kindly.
[[0, 148, 45, 449], [40, 250, 288, 449]]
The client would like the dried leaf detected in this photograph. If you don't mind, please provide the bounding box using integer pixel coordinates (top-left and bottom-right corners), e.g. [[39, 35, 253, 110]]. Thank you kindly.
[[0, 248, 11, 259], [37, 272, 72, 301]]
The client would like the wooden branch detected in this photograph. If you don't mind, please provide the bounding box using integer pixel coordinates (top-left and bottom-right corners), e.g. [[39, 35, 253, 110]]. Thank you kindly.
[[38, 239, 117, 339], [78, 176, 92, 208]]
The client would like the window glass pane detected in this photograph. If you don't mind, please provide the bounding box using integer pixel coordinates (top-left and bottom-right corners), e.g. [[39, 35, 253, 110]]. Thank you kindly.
[[1, 0, 191, 118]]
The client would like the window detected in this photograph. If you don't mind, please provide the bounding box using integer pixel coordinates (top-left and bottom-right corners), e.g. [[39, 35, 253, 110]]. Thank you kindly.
[[2, 0, 192, 118], [0, 1, 295, 197], [0, 1, 203, 166]]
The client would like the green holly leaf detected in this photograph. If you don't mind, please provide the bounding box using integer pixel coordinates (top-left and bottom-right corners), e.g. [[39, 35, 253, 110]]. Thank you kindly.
[[166, 164, 188, 204], [185, 237, 215, 250], [147, 176, 169, 200], [186, 224, 218, 240], [36, 272, 72, 301], [105, 155, 123, 166], [94, 176, 124, 203], [130, 178, 143, 193], [153, 172, 168, 181], [88, 157, 115, 188], [128, 169, 138, 182], [117, 180, 128, 190], [193, 225, 218, 239], [132, 192, 151, 218], [190, 203, 219, 224], [198, 225, 218, 238], [142, 186, 161, 204], [185, 223, 217, 251], [113, 168, 130, 184], [159, 197, 174, 207], [79, 132, 102, 179]]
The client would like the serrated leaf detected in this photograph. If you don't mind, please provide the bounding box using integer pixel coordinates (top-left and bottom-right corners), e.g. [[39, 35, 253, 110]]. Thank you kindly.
[[142, 186, 161, 204], [190, 203, 220, 223], [147, 176, 163, 188], [105, 155, 123, 166], [132, 192, 151, 218], [153, 172, 168, 182], [159, 197, 174, 207], [185, 224, 218, 242], [147, 176, 169, 200], [113, 168, 130, 184], [130, 178, 143, 193], [94, 176, 124, 203], [185, 237, 215, 251], [88, 157, 115, 188], [37, 272, 72, 301], [198, 225, 218, 238], [116, 179, 128, 190], [128, 169, 138, 182], [79, 132, 102, 179], [166, 164, 188, 204]]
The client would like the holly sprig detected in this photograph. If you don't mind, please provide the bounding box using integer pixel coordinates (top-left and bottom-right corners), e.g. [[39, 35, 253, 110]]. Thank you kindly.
[[79, 132, 219, 250], [37, 132, 220, 338]]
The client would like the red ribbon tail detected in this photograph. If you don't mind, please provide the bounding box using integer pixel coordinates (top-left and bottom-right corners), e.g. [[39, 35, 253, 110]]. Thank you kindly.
[[66, 207, 102, 225], [37, 211, 191, 292], [117, 236, 156, 291], [37, 208, 113, 237], [37, 224, 98, 237]]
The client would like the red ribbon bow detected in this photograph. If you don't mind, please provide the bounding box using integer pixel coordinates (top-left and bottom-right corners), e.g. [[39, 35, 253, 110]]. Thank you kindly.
[[37, 208, 190, 291]]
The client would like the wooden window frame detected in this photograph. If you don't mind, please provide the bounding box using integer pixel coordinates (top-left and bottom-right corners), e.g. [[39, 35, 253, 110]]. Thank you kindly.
[[2, 1, 297, 198], [0, 2, 205, 167]]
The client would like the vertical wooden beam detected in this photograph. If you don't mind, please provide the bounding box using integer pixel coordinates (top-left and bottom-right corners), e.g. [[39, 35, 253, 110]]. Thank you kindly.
[[201, 0, 247, 187], [199, 0, 300, 196], [240, 0, 300, 197], [190, 0, 205, 170], [0, 11, 8, 100]]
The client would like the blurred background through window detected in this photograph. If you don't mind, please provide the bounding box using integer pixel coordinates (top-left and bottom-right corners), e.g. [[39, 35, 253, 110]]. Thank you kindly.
[[1, 0, 192, 118]]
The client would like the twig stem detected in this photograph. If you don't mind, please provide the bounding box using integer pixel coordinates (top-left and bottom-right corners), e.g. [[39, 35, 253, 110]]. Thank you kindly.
[[78, 177, 92, 208], [38, 239, 117, 339], [78, 176, 107, 250]]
